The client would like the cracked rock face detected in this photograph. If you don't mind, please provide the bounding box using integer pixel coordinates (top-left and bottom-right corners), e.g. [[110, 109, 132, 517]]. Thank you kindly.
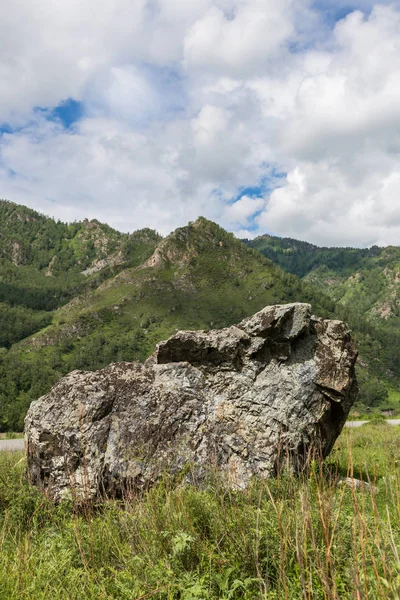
[[25, 303, 358, 501]]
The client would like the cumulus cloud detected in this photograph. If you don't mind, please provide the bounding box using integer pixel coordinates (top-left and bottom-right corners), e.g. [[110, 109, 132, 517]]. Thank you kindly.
[[0, 0, 143, 122], [183, 0, 296, 77], [254, 4, 400, 246], [225, 195, 265, 224], [1, 0, 400, 246]]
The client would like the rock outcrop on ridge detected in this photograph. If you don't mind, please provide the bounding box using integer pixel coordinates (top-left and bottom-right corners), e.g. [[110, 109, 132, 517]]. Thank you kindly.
[[25, 303, 358, 501]]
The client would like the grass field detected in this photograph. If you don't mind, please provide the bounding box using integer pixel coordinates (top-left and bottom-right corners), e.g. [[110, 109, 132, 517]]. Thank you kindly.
[[0, 432, 24, 440], [0, 424, 399, 599], [387, 388, 400, 411]]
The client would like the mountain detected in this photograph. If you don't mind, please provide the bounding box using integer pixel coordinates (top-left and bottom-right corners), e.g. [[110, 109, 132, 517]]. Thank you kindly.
[[246, 234, 400, 411], [1, 200, 399, 430], [0, 203, 333, 430], [0, 200, 161, 347], [19, 217, 331, 358]]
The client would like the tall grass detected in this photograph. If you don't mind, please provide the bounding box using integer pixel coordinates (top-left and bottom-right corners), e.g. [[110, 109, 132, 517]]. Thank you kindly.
[[0, 424, 399, 599]]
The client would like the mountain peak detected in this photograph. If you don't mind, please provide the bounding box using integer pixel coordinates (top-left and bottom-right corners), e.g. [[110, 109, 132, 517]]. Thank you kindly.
[[0, 199, 46, 223], [143, 217, 241, 269]]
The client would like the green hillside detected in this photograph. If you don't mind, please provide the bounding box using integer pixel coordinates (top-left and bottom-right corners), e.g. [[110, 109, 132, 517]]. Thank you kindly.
[[0, 200, 160, 345], [247, 235, 400, 412], [0, 209, 333, 430], [1, 199, 399, 430]]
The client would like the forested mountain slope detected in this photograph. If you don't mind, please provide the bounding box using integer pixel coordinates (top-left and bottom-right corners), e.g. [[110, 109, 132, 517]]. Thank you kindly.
[[0, 206, 332, 430], [246, 235, 400, 410], [1, 199, 399, 429], [0, 200, 161, 347]]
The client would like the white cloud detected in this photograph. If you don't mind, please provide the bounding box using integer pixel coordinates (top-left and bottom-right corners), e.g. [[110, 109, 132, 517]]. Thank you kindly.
[[225, 195, 265, 224], [1, 1, 400, 246], [252, 4, 400, 246], [91, 66, 162, 123], [0, 113, 246, 234], [0, 0, 145, 121], [183, 0, 295, 77]]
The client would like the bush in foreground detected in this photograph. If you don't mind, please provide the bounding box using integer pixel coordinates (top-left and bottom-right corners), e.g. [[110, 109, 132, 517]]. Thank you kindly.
[[0, 425, 399, 599]]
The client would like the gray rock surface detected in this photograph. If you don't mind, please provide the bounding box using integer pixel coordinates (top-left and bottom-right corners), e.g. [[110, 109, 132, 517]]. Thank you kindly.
[[25, 303, 358, 501]]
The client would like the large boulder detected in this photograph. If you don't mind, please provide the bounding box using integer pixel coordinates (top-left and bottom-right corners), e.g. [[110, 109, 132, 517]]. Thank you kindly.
[[25, 303, 358, 501]]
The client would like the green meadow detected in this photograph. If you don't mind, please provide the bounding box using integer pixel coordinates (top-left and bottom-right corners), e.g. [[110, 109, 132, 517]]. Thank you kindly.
[[0, 423, 399, 599]]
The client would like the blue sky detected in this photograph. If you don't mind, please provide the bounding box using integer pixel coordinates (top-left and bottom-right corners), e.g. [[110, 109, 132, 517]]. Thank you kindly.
[[47, 99, 84, 129], [1, 0, 400, 246], [0, 101, 83, 136]]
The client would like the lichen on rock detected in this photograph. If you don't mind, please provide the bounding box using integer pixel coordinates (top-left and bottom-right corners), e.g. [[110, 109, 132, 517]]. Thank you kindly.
[[25, 303, 358, 502]]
